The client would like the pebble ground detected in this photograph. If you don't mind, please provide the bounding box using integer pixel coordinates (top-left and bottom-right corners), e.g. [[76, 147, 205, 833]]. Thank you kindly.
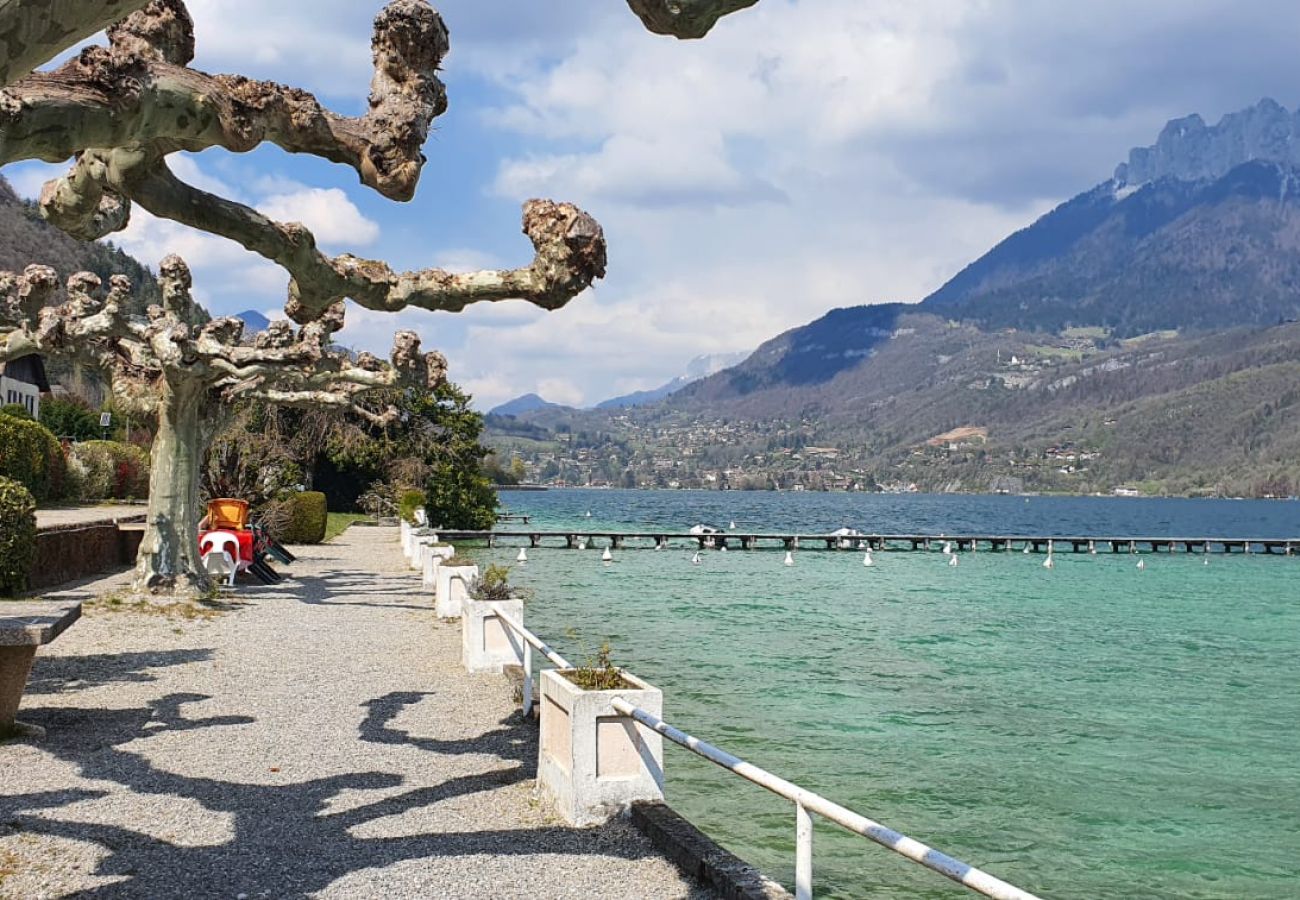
[[0, 526, 709, 899]]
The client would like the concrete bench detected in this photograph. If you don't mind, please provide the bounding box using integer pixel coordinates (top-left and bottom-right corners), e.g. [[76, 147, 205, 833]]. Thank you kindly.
[[0, 601, 81, 738]]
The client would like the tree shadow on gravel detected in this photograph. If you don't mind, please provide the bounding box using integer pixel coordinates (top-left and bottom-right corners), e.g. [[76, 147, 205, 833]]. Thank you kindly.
[[289, 572, 433, 611], [11, 694, 692, 898], [25, 649, 217, 696], [360, 691, 535, 766]]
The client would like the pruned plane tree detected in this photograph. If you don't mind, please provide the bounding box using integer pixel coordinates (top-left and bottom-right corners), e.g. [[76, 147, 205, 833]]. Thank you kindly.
[[0, 257, 446, 590]]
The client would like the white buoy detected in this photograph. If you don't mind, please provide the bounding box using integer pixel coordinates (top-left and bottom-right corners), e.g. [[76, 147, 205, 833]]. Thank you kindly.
[[948, 555, 959, 567], [942, 541, 953, 555], [602, 546, 613, 563], [517, 547, 528, 563], [1043, 555, 1054, 570], [863, 551, 874, 567], [692, 552, 702, 565], [1203, 557, 1210, 566], [729, 520, 737, 530], [1023, 544, 1031, 554], [720, 545, 727, 553], [1089, 540, 1097, 555], [784, 551, 794, 567], [1137, 559, 1146, 571], [585, 511, 592, 518]]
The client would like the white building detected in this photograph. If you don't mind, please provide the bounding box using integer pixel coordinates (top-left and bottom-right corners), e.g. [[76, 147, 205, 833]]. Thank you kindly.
[[0, 354, 49, 418]]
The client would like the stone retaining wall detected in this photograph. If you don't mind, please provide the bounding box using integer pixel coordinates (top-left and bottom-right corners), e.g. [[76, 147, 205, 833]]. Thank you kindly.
[[29, 517, 144, 590]]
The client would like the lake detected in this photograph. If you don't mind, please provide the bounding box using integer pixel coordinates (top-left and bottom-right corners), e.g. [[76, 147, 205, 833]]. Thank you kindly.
[[468, 489, 1300, 898]]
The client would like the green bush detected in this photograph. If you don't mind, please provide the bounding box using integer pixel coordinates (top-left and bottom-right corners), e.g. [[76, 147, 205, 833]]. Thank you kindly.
[[69, 440, 150, 500], [279, 491, 328, 544], [39, 397, 102, 442], [0, 477, 37, 596], [1, 403, 33, 420], [0, 414, 66, 501], [398, 488, 426, 523]]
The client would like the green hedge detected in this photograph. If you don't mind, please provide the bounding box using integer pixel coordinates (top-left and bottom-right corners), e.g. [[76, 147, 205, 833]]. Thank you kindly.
[[398, 488, 426, 523], [0, 414, 66, 501], [68, 440, 150, 500], [279, 491, 328, 544], [0, 477, 37, 596]]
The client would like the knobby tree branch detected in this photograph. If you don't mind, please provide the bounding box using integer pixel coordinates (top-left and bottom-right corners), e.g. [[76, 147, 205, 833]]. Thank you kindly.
[[0, 0, 606, 324], [625, 0, 759, 38], [0, 256, 446, 412], [0, 0, 152, 87]]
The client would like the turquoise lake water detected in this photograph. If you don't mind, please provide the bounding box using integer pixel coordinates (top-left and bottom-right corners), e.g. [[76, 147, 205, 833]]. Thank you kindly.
[[466, 490, 1300, 898]]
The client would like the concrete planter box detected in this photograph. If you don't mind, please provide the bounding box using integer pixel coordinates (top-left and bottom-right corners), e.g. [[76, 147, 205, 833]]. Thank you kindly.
[[538, 668, 664, 826], [461, 598, 524, 673], [410, 534, 441, 570], [421, 544, 455, 588], [435, 565, 479, 619]]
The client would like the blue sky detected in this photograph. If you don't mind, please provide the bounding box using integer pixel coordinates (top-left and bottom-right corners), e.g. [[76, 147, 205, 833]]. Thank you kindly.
[[7, 0, 1300, 409]]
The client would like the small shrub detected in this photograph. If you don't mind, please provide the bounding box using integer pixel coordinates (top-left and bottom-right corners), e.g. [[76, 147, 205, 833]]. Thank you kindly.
[[278, 491, 328, 544], [0, 477, 37, 596], [563, 636, 630, 691], [0, 414, 66, 501], [398, 488, 426, 523], [69, 440, 150, 500], [1, 403, 33, 420], [469, 564, 520, 603], [444, 555, 476, 568]]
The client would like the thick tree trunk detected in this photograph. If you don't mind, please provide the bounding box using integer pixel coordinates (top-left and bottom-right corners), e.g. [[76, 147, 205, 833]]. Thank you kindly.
[[134, 376, 208, 594]]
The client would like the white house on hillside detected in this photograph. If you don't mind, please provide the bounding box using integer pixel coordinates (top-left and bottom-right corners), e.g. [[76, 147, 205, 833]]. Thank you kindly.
[[0, 354, 50, 418]]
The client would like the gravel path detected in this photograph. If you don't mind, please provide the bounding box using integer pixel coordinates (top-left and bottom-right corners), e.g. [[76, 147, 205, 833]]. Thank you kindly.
[[0, 526, 709, 899]]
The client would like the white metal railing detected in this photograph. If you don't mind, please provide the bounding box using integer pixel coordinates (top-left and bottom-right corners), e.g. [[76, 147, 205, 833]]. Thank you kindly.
[[490, 604, 570, 717], [487, 605, 1040, 900], [611, 698, 1041, 900]]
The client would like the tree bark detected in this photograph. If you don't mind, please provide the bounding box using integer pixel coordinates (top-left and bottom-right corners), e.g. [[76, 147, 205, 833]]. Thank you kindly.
[[134, 374, 207, 594], [0, 0, 151, 87]]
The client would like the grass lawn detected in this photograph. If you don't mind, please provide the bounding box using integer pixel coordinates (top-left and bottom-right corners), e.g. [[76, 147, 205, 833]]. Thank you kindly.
[[324, 512, 369, 542]]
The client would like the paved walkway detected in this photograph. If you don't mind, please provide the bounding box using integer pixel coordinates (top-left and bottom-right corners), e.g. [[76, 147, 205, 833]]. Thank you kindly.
[[0, 527, 707, 899], [35, 505, 145, 529]]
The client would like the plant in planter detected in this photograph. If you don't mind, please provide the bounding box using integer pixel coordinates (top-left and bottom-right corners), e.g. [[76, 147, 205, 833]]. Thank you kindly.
[[468, 565, 534, 605], [565, 638, 631, 691], [538, 636, 664, 826], [460, 564, 527, 674]]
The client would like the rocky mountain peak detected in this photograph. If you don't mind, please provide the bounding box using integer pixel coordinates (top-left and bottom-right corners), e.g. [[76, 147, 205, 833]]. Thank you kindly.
[[1115, 98, 1300, 186]]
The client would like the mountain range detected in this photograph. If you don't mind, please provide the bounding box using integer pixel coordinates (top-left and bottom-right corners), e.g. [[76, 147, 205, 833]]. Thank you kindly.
[[488, 99, 1300, 497], [489, 352, 750, 416]]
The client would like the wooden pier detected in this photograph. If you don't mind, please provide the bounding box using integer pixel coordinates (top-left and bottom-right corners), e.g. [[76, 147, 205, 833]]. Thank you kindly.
[[432, 530, 1300, 555]]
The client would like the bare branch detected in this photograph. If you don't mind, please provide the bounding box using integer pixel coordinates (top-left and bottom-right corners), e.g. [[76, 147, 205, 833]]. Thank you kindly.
[[7, 0, 605, 323], [126, 163, 606, 322], [626, 0, 759, 38], [1, 0, 450, 202], [0, 0, 152, 87]]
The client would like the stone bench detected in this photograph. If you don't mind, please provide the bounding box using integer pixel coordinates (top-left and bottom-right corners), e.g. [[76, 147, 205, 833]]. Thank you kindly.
[[0, 601, 81, 738]]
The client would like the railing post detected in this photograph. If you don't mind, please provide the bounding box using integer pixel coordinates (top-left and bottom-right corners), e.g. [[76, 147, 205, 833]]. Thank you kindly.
[[523, 642, 534, 717], [796, 801, 813, 900]]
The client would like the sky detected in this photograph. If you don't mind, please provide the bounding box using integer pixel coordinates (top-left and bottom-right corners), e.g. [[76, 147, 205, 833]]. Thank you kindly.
[[6, 0, 1300, 410]]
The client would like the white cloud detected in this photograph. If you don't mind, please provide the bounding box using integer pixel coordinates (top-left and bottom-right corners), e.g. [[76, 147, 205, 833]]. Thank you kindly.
[[257, 187, 380, 249]]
